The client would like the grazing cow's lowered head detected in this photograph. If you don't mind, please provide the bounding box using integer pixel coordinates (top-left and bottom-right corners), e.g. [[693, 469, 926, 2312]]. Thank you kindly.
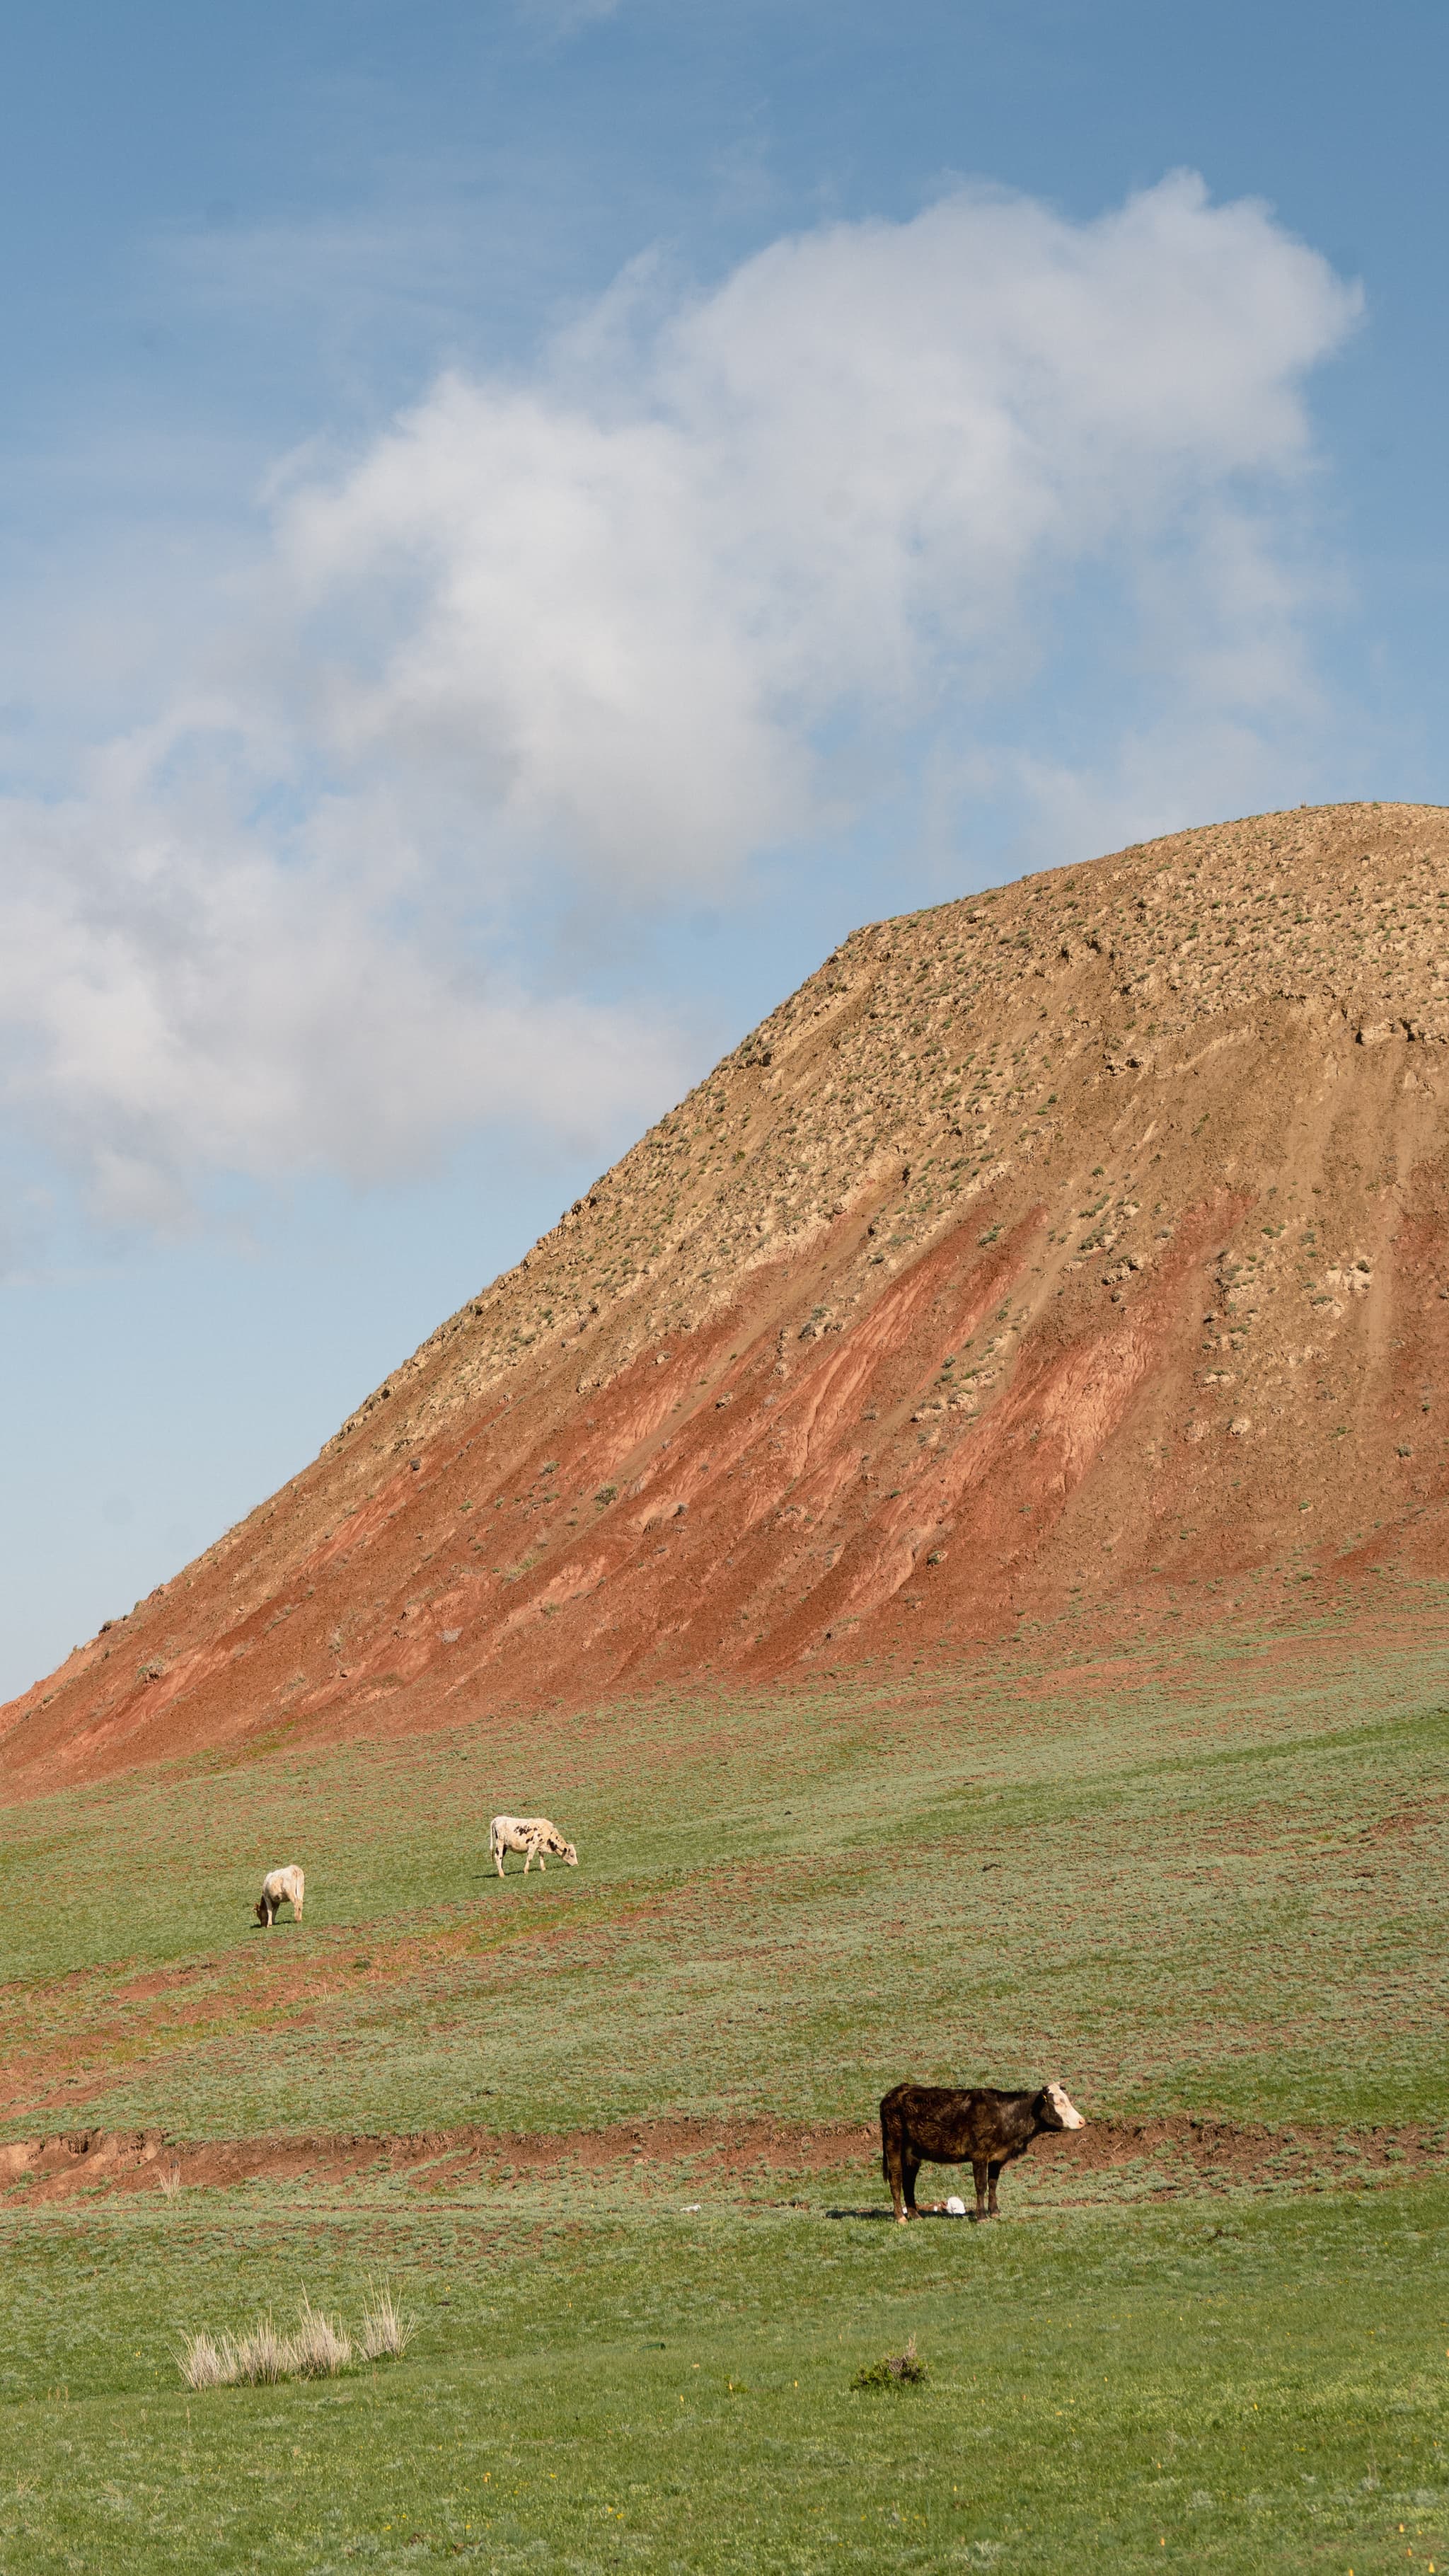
[[530, 1824, 578, 1868], [255, 1863, 305, 1927]]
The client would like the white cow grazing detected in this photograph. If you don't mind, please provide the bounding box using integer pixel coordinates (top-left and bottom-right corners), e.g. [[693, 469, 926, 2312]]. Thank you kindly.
[[490, 1815, 578, 1877], [255, 1864, 305, 1926]]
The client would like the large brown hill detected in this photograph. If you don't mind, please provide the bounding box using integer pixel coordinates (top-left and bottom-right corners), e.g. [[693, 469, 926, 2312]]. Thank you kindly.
[[8, 799, 1449, 1790]]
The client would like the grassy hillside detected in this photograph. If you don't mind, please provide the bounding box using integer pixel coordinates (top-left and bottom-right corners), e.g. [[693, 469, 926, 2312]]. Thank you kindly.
[[2, 1585, 1448, 2142], [1, 1597, 1448, 2567]]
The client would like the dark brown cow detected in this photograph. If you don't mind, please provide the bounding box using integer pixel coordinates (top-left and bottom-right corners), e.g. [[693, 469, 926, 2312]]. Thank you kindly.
[[879, 2080, 1084, 2223]]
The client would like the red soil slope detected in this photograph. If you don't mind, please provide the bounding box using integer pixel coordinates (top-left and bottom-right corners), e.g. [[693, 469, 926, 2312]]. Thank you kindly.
[[8, 800, 1449, 1790]]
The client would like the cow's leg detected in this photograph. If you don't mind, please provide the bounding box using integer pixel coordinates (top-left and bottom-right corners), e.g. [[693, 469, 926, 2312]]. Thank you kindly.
[[901, 2151, 921, 2219], [882, 2117, 908, 2224], [986, 2160, 1003, 2217], [971, 2159, 989, 2221]]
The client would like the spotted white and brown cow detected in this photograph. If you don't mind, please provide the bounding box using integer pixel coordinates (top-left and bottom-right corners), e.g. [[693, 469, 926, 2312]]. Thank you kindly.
[[489, 1815, 578, 1877]]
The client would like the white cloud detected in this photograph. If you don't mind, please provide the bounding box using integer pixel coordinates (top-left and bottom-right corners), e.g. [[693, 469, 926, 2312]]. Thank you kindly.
[[0, 172, 1359, 1230], [264, 174, 1356, 884], [0, 764, 682, 1230]]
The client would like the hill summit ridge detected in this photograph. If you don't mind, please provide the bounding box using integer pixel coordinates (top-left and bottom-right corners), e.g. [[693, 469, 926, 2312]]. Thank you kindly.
[[337, 798, 1449, 1438]]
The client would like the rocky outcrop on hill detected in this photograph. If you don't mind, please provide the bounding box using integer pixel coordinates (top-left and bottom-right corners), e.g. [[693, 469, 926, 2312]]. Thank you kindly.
[[8, 800, 1449, 1786]]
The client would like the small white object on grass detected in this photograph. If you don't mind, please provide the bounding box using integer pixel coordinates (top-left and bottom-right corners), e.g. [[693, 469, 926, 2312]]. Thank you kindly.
[[945, 2195, 967, 2217], [682, 2204, 701, 2212]]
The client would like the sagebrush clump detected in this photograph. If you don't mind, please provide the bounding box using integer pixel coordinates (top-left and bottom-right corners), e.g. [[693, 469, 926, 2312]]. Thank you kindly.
[[851, 2335, 928, 2391]]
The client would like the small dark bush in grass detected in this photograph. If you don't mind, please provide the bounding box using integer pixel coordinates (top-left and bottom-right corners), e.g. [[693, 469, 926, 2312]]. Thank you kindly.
[[852, 2335, 928, 2391]]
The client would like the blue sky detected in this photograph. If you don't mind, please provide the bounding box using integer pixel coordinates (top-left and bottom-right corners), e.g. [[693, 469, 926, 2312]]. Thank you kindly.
[[2, 0, 1446, 1696]]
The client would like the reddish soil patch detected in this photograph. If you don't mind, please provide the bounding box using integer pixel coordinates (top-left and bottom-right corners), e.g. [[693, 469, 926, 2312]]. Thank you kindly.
[[3, 2114, 1445, 2207], [1031, 2113, 1449, 2192], [0, 2117, 874, 2202]]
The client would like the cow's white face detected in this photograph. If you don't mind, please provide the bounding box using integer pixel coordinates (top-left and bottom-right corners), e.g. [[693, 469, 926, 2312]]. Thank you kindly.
[[562, 1844, 578, 1866], [1046, 2082, 1085, 2129]]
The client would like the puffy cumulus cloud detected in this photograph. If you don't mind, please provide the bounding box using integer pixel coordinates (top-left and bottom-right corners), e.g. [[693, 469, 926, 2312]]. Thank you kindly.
[[264, 171, 1356, 885], [0, 761, 680, 1232], [0, 171, 1358, 1229]]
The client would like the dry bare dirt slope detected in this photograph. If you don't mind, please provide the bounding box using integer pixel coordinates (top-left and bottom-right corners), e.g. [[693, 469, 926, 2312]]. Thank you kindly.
[[8, 798, 1449, 1790]]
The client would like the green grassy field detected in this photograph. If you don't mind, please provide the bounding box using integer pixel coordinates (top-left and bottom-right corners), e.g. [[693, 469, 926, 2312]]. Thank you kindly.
[[1, 1592, 1448, 2567], [1, 2175, 1446, 2569]]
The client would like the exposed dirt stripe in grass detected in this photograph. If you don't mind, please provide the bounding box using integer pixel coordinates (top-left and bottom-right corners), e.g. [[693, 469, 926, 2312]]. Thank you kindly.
[[6, 2111, 1449, 2206]]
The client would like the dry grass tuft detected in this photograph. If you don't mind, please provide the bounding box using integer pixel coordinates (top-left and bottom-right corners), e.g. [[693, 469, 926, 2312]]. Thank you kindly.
[[359, 2284, 415, 2363], [290, 2298, 353, 2377], [177, 2330, 228, 2391], [231, 2317, 291, 2384], [175, 2292, 411, 2389], [156, 2165, 183, 2197]]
